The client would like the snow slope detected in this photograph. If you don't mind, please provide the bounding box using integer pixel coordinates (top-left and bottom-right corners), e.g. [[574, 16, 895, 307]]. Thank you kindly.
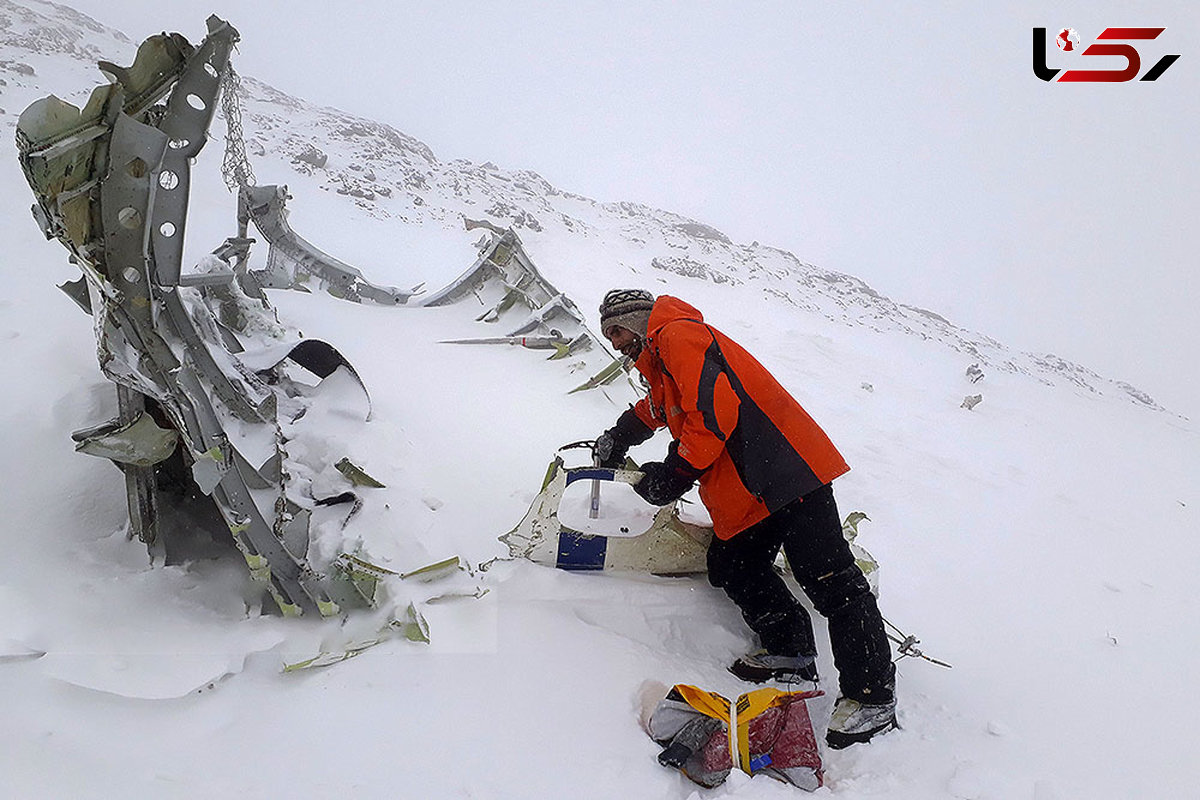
[[1, 5, 1198, 798]]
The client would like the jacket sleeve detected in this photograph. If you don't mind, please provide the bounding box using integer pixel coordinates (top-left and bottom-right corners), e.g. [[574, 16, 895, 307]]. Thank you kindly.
[[631, 395, 666, 432], [655, 322, 740, 472], [607, 406, 657, 448]]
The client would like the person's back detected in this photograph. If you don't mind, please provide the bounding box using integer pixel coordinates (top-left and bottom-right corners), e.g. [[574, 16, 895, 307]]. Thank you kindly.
[[636, 295, 849, 537]]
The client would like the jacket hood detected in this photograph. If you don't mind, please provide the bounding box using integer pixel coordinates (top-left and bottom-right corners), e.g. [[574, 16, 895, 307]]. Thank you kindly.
[[647, 296, 704, 338]]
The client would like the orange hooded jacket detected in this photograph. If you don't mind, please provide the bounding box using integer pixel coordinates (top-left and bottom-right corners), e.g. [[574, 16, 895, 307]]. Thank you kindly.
[[630, 296, 849, 539]]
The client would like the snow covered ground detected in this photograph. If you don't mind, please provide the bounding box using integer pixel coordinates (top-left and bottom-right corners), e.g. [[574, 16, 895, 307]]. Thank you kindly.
[[2, 4, 1198, 798]]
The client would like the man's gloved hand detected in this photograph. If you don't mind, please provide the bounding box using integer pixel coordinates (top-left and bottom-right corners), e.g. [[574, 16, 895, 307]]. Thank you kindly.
[[594, 431, 622, 467], [595, 408, 655, 469], [634, 443, 703, 506]]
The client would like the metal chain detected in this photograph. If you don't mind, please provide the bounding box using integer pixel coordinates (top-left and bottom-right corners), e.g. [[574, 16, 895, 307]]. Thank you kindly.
[[219, 62, 256, 191]]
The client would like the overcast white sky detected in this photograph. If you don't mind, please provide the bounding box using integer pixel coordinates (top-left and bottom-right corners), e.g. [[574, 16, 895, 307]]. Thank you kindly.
[[67, 1, 1199, 418]]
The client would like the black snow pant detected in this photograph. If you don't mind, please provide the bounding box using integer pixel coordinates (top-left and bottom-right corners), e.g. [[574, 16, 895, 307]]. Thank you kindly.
[[706, 483, 895, 704]]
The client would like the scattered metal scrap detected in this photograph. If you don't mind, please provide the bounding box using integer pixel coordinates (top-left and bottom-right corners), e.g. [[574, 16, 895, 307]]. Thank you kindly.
[[425, 227, 592, 356], [281, 604, 432, 672], [499, 456, 876, 579], [12, 15, 636, 618], [427, 227, 638, 391], [502, 447, 887, 585], [500, 453, 714, 575], [14, 17, 397, 616]]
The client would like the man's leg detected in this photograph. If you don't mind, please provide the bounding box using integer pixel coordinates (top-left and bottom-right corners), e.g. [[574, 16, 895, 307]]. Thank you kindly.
[[778, 484, 895, 704], [706, 516, 817, 660]]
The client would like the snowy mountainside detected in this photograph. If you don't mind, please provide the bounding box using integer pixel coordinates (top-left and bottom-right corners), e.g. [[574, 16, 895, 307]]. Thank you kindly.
[[0, 0, 128, 60], [0, 0, 129, 124], [231, 78, 1162, 412], [2, 6, 1198, 800], [0, 0, 1164, 412]]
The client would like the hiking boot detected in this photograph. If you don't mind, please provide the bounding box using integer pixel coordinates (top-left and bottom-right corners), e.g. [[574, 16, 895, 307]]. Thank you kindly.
[[728, 650, 819, 683], [825, 695, 897, 749]]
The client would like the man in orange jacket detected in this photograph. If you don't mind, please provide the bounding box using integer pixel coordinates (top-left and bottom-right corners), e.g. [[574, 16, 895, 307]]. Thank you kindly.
[[595, 289, 896, 748]]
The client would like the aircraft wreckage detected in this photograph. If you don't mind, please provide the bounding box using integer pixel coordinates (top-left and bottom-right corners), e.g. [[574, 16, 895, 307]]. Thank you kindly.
[[17, 16, 888, 626], [12, 16, 643, 620]]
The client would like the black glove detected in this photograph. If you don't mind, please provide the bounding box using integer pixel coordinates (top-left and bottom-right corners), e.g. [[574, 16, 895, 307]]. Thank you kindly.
[[595, 408, 655, 468], [634, 443, 703, 506]]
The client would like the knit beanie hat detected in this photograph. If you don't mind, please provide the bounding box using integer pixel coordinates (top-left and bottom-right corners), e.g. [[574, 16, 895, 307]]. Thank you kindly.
[[599, 289, 655, 339]]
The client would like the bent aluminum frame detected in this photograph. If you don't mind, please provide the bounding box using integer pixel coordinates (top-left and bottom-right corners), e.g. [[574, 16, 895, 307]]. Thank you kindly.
[[17, 17, 372, 616], [237, 183, 423, 305]]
